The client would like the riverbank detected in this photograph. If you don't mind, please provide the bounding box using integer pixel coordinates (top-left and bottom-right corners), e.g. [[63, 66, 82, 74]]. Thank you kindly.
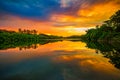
[[80, 10, 120, 44], [0, 29, 62, 49]]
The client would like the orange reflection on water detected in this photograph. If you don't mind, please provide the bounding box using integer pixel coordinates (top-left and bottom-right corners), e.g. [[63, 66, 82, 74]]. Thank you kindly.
[[52, 52, 120, 79], [0, 41, 120, 80], [0, 41, 89, 63]]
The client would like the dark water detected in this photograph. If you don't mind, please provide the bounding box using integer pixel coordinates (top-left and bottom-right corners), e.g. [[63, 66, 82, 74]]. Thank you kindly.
[[0, 40, 120, 80]]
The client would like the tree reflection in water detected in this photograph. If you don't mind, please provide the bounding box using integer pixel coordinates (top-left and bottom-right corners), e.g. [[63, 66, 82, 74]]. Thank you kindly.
[[85, 41, 120, 69], [0, 39, 120, 69], [19, 44, 38, 50], [0, 39, 62, 50]]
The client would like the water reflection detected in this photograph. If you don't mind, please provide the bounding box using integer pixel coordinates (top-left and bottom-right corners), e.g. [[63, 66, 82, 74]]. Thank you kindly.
[[0, 39, 62, 50], [0, 40, 120, 80], [85, 41, 120, 69], [19, 44, 37, 50]]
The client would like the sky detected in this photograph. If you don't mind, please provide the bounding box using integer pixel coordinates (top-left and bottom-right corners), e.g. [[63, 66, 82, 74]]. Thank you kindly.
[[0, 0, 120, 36]]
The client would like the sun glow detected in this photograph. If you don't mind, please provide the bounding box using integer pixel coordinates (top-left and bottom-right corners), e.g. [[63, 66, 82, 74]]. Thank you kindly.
[[0, 0, 120, 36]]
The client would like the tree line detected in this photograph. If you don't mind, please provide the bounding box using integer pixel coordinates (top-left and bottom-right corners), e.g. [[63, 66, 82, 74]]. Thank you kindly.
[[81, 10, 120, 43], [0, 29, 62, 50], [80, 10, 120, 69], [18, 29, 37, 34]]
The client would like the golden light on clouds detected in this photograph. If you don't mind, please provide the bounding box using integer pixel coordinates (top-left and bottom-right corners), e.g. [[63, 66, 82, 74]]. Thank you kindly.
[[0, 0, 120, 36], [77, 1, 120, 22], [50, 0, 120, 32]]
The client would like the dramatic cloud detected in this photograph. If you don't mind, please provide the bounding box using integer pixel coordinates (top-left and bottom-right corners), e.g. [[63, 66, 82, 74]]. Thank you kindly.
[[0, 0, 62, 20], [50, 0, 120, 27], [0, 0, 120, 36], [0, 0, 120, 20]]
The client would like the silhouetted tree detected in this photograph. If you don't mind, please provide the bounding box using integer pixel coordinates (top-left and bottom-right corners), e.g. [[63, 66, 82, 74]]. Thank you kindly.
[[32, 30, 37, 34], [18, 28, 22, 33], [110, 10, 120, 31]]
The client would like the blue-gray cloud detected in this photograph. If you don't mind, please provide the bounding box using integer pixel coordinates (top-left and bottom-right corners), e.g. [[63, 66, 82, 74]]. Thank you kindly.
[[53, 22, 77, 27], [0, 0, 119, 21], [0, 0, 62, 20]]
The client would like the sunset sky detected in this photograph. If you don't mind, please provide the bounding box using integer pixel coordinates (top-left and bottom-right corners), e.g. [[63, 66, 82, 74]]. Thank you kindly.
[[0, 0, 120, 36]]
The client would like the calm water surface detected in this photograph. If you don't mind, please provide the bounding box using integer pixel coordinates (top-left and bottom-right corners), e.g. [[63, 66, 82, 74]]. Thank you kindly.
[[0, 40, 120, 80]]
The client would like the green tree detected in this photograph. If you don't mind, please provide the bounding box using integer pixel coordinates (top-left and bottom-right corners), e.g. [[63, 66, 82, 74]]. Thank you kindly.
[[110, 10, 120, 31]]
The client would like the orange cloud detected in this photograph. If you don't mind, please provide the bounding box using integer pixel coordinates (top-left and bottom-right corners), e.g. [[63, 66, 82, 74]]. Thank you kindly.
[[51, 0, 120, 28], [0, 0, 120, 36], [77, 1, 120, 22]]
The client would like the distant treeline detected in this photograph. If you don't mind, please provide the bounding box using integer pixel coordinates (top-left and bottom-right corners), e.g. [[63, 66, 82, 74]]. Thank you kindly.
[[81, 10, 120, 43], [0, 29, 62, 50], [18, 29, 37, 34]]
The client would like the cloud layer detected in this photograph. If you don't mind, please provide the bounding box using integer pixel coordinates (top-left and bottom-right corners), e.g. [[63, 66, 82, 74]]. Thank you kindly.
[[0, 0, 119, 20], [0, 0, 62, 20], [0, 0, 120, 36]]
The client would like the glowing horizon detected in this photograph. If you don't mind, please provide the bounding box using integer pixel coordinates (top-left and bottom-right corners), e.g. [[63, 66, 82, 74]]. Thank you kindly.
[[0, 0, 120, 36]]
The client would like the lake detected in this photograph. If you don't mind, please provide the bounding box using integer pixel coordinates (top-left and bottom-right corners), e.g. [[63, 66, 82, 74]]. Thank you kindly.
[[0, 40, 120, 80]]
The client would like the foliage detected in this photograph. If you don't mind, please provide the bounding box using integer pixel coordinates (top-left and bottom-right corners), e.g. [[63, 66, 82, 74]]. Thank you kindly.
[[0, 29, 62, 50], [80, 10, 120, 69], [81, 10, 120, 42]]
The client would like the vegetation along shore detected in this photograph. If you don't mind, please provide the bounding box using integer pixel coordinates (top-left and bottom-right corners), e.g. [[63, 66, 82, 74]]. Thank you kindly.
[[80, 10, 120, 43]]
